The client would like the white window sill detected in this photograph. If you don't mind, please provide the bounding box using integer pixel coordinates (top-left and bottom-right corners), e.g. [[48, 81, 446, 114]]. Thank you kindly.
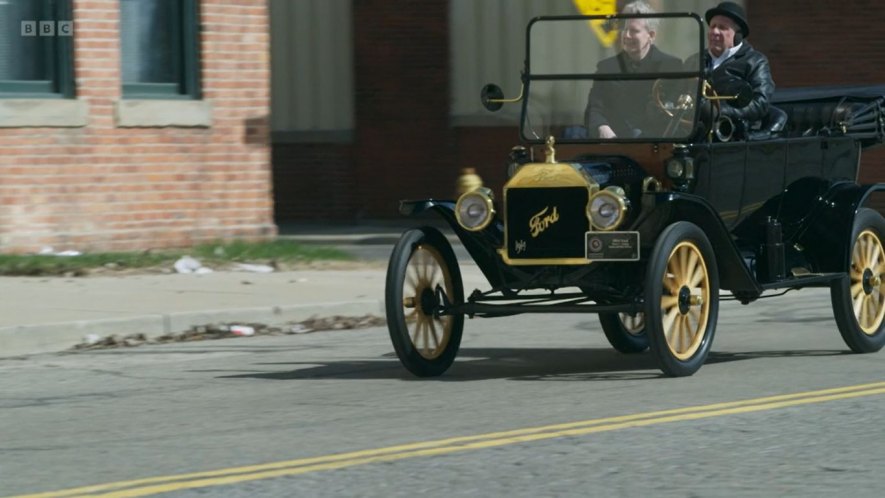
[[0, 99, 89, 127], [115, 99, 212, 128]]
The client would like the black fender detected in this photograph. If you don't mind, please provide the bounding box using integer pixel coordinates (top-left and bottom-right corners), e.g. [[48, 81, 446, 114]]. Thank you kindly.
[[797, 182, 885, 272], [399, 200, 505, 288], [635, 192, 761, 295]]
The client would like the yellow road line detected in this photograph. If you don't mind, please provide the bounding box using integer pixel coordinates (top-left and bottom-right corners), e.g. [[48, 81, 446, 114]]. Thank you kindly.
[[14, 381, 885, 498]]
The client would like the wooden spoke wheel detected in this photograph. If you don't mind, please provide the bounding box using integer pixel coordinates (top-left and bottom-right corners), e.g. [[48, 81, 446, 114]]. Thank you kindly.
[[645, 222, 719, 376], [599, 312, 648, 354], [385, 227, 464, 376], [831, 208, 885, 353]]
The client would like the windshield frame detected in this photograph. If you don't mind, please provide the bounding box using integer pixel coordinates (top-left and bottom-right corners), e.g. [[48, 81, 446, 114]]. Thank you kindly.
[[520, 13, 706, 145]]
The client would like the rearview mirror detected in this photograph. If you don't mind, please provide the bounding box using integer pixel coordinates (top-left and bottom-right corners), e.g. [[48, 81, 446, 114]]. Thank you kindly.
[[481, 84, 504, 112]]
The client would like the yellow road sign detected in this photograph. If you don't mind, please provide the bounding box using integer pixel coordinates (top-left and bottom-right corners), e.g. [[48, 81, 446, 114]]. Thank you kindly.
[[573, 0, 619, 47]]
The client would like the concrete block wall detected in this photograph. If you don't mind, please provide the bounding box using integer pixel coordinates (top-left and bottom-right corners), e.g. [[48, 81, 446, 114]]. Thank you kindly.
[[0, 0, 275, 253]]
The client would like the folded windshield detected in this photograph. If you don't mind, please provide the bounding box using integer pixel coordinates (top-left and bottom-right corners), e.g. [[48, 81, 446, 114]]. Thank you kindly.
[[523, 14, 704, 143]]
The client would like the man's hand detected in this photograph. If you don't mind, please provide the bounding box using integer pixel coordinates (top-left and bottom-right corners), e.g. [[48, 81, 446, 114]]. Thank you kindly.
[[598, 125, 617, 139]]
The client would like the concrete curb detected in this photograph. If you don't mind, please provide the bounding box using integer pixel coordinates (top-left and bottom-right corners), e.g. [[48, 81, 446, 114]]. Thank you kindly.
[[0, 299, 384, 358], [280, 233, 461, 246]]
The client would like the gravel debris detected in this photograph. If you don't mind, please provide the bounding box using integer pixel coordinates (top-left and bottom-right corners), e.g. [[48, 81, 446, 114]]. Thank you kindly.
[[71, 314, 387, 351]]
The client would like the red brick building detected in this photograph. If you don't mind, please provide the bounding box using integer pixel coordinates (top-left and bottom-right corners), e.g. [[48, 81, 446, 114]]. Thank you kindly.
[[0, 0, 273, 252]]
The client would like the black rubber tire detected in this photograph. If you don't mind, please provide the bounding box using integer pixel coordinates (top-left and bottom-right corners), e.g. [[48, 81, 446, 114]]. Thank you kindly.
[[385, 227, 464, 377], [830, 208, 885, 353], [598, 313, 648, 353], [644, 222, 719, 377]]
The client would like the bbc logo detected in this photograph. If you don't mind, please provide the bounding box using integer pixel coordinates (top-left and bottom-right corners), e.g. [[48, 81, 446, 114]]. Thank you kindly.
[[21, 21, 74, 37]]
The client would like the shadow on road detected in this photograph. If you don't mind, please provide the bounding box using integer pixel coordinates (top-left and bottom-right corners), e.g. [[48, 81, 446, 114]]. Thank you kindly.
[[211, 347, 850, 382]]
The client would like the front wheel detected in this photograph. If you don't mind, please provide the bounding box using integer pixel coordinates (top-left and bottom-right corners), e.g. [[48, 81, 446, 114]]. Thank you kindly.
[[644, 222, 719, 377], [830, 208, 885, 353], [385, 227, 464, 377]]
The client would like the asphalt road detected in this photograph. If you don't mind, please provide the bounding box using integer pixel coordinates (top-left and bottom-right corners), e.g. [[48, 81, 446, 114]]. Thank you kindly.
[[2, 286, 884, 497]]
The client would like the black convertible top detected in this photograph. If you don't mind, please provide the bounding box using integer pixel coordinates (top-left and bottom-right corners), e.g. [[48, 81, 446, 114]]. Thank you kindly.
[[773, 84, 885, 103], [771, 84, 885, 146]]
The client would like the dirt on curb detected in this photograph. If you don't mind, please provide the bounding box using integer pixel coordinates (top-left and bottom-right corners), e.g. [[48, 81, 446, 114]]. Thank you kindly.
[[70, 314, 388, 351]]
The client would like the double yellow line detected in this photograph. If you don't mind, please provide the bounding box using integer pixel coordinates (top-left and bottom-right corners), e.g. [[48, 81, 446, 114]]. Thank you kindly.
[[17, 381, 885, 498]]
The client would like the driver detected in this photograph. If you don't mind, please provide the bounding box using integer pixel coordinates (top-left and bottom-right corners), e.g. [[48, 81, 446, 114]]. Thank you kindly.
[[584, 1, 682, 139], [685, 1, 775, 130]]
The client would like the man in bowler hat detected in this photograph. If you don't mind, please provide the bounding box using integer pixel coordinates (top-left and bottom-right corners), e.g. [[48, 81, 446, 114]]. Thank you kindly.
[[687, 1, 775, 130]]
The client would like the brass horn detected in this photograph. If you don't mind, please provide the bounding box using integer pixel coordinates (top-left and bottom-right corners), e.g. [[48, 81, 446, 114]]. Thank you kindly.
[[714, 115, 735, 142]]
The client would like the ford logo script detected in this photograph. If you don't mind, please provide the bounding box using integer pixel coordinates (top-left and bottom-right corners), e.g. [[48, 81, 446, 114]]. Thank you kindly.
[[529, 206, 559, 238]]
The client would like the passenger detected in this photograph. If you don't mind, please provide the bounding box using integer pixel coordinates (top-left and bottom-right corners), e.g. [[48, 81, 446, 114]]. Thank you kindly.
[[687, 1, 775, 129], [584, 1, 682, 139]]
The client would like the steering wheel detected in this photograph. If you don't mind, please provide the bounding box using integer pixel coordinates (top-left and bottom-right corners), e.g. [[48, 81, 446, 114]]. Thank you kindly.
[[652, 79, 697, 136]]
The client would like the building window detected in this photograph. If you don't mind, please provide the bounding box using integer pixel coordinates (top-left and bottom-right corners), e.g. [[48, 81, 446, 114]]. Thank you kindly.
[[0, 0, 75, 98], [120, 0, 200, 99]]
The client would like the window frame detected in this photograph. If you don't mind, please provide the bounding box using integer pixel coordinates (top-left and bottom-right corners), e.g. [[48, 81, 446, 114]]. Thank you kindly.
[[120, 0, 201, 100], [0, 0, 75, 99]]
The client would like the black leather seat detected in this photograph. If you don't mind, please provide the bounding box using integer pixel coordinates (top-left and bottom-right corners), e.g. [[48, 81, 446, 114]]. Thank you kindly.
[[748, 105, 788, 140]]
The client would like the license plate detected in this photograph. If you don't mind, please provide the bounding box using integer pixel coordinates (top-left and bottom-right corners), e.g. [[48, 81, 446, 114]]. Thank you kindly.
[[585, 231, 640, 261]]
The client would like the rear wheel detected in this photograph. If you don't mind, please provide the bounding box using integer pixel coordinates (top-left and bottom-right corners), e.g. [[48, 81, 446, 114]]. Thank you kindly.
[[599, 312, 648, 353], [385, 227, 464, 377], [830, 208, 885, 353], [644, 222, 719, 377]]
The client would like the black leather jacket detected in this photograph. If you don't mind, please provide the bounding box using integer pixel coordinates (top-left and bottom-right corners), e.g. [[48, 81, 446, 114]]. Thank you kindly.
[[688, 42, 775, 125]]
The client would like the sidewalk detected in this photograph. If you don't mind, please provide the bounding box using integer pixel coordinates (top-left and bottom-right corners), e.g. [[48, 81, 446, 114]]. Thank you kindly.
[[0, 223, 482, 358]]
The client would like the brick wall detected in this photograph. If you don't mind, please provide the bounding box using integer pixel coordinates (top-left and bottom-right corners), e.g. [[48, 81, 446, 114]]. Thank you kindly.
[[272, 143, 354, 221], [351, 0, 456, 219], [0, 0, 274, 253]]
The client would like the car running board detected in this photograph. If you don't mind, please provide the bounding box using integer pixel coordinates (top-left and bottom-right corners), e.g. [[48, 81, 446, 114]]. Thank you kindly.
[[759, 272, 844, 290]]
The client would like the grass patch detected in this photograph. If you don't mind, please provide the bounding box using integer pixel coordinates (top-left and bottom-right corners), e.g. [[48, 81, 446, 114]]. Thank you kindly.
[[0, 240, 353, 276]]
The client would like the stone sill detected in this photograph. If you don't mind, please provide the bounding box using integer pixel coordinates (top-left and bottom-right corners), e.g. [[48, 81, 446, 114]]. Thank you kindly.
[[115, 99, 213, 128], [0, 99, 89, 127]]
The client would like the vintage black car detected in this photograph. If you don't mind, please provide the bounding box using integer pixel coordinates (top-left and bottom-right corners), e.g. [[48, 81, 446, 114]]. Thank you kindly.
[[385, 13, 885, 376]]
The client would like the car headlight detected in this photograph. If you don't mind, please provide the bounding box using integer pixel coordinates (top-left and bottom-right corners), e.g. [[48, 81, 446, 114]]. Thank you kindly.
[[455, 187, 495, 231], [665, 157, 685, 178], [589, 188, 627, 231]]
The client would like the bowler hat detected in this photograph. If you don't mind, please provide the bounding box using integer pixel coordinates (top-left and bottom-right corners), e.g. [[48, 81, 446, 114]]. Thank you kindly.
[[705, 1, 749, 37]]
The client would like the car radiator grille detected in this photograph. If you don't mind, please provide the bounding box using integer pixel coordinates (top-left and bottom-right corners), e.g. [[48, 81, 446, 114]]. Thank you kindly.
[[505, 186, 591, 261]]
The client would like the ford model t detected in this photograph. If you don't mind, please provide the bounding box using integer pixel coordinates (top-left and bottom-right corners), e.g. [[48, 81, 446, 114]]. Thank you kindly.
[[384, 12, 885, 376]]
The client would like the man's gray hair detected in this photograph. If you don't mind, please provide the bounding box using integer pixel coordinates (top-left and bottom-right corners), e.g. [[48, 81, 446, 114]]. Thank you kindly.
[[622, 0, 659, 32]]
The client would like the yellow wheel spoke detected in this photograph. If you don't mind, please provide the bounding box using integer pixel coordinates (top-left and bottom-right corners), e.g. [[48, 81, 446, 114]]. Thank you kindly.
[[851, 282, 865, 299], [663, 274, 679, 294], [679, 247, 690, 284], [672, 315, 682, 353], [661, 295, 679, 311], [863, 238, 872, 268], [687, 308, 700, 337], [410, 319, 422, 346], [428, 320, 440, 351], [662, 307, 680, 341], [853, 293, 865, 318], [667, 257, 681, 286], [682, 316, 694, 352], [689, 265, 705, 288], [685, 249, 699, 284], [422, 321, 432, 355]]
